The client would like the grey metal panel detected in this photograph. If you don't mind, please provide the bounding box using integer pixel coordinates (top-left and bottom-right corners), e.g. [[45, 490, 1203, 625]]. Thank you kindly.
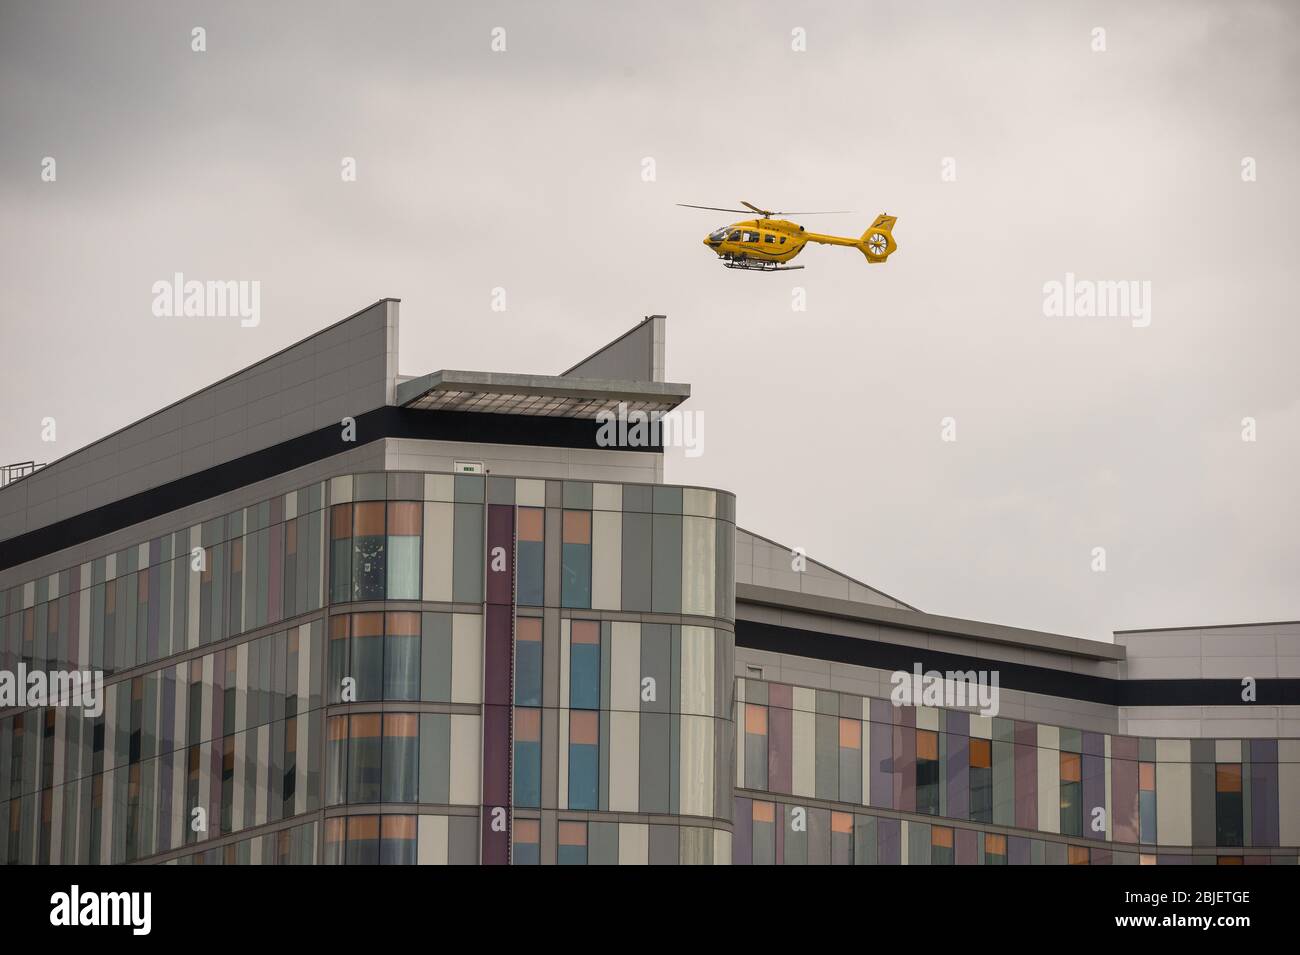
[[588, 821, 619, 865], [447, 814, 479, 864], [639, 713, 671, 812], [648, 823, 678, 865]]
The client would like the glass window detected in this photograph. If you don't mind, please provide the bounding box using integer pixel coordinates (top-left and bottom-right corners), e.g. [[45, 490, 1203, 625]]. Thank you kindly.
[[1215, 763, 1243, 847], [351, 613, 384, 701], [568, 711, 599, 810], [727, 230, 741, 241], [323, 817, 345, 865], [346, 815, 380, 865], [561, 511, 592, 608], [386, 502, 422, 600], [916, 729, 939, 815], [326, 715, 348, 805], [558, 820, 587, 865], [569, 621, 600, 709], [744, 703, 768, 791], [1139, 761, 1157, 843], [1060, 752, 1082, 836], [984, 832, 1007, 864], [384, 612, 420, 701], [514, 707, 541, 808], [382, 714, 418, 803], [515, 618, 542, 706], [328, 615, 350, 702], [330, 504, 352, 603], [517, 507, 545, 606], [763, 233, 776, 243], [380, 815, 416, 865], [831, 811, 854, 865], [352, 503, 386, 600], [969, 737, 992, 823], [347, 714, 383, 804], [931, 825, 954, 865], [838, 718, 861, 804], [514, 818, 540, 865]]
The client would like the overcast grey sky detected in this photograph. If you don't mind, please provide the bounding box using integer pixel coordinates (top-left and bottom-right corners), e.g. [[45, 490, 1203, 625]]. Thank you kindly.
[[1, 0, 1296, 641]]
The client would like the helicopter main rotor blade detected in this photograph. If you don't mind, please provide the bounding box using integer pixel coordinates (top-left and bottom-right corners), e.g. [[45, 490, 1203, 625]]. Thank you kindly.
[[771, 210, 855, 216], [676, 203, 754, 214], [740, 200, 774, 216]]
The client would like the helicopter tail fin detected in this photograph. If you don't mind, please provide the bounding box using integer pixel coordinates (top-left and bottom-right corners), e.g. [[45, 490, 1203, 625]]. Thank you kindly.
[[859, 214, 898, 263]]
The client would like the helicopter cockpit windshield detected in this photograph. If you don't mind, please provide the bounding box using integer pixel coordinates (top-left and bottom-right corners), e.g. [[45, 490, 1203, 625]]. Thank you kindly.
[[707, 227, 729, 242]]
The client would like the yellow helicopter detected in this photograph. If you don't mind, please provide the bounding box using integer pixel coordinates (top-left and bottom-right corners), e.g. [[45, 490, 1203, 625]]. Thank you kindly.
[[678, 200, 898, 271]]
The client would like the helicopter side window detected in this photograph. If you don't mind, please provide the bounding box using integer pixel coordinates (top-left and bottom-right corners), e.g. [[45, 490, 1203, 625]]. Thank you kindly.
[[728, 230, 742, 242], [743, 231, 760, 243], [763, 234, 776, 243]]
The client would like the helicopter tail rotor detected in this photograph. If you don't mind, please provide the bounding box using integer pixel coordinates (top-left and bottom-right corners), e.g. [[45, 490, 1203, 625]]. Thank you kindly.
[[859, 214, 898, 263]]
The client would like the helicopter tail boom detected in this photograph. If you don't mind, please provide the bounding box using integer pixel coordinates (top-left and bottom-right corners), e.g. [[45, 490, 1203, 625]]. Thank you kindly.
[[802, 214, 899, 263], [858, 214, 898, 263]]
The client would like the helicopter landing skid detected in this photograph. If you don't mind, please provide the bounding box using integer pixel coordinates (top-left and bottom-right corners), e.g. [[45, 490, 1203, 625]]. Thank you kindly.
[[721, 258, 804, 272]]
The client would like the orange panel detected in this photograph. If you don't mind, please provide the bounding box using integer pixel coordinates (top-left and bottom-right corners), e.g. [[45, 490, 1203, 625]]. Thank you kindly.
[[517, 507, 544, 542], [916, 730, 938, 761], [562, 510, 591, 544], [569, 711, 599, 745], [558, 821, 587, 846]]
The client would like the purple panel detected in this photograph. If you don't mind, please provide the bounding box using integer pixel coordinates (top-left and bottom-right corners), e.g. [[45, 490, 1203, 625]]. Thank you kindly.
[[1091, 847, 1112, 865], [870, 719, 893, 809], [946, 710, 969, 737], [1250, 739, 1279, 847], [946, 731, 969, 820], [480, 703, 510, 864], [769, 683, 793, 710], [877, 817, 901, 864], [1014, 741, 1037, 830], [486, 504, 515, 606], [895, 725, 915, 812], [1009, 835, 1032, 865], [1013, 719, 1036, 748], [1112, 755, 1139, 843], [955, 827, 977, 865], [1111, 735, 1139, 761], [483, 606, 512, 707], [768, 703, 793, 795], [483, 504, 515, 866], [1082, 754, 1106, 841], [898, 705, 916, 728], [869, 697, 893, 727], [734, 798, 753, 865], [1082, 731, 1104, 757]]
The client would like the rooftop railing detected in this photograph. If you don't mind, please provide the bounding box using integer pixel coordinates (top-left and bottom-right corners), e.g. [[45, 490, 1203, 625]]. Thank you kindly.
[[0, 461, 46, 488]]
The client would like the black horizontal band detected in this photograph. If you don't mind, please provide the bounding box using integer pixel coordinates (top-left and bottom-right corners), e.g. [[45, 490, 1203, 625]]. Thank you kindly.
[[0, 406, 659, 574], [736, 619, 1300, 708]]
